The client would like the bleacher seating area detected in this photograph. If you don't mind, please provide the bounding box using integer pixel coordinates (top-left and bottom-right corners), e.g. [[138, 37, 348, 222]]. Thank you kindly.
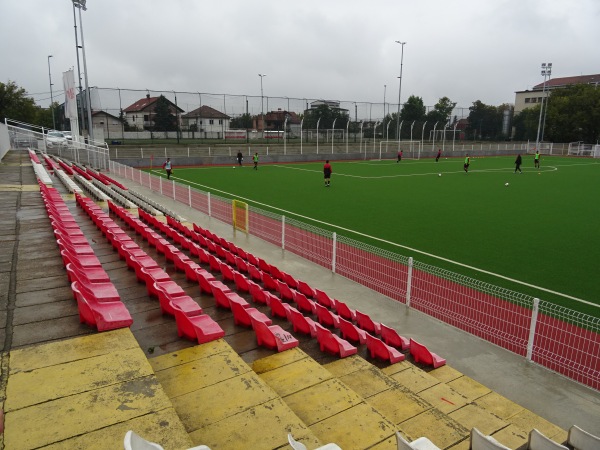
[[11, 148, 598, 449]]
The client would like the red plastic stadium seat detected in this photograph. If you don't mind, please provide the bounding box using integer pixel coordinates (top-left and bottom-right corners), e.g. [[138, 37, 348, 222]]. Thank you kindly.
[[315, 323, 357, 358], [315, 289, 337, 310], [196, 269, 217, 294], [234, 256, 249, 273], [261, 272, 279, 291], [355, 310, 381, 335], [277, 280, 296, 302], [286, 305, 317, 337], [72, 281, 132, 332], [231, 300, 272, 328], [258, 258, 271, 273], [265, 292, 289, 319], [246, 252, 259, 267], [380, 323, 410, 351], [292, 291, 316, 315], [365, 334, 405, 364], [409, 338, 446, 368], [250, 317, 299, 352], [140, 267, 170, 295], [269, 264, 285, 281], [298, 281, 317, 298], [248, 264, 263, 282], [153, 281, 202, 316], [281, 272, 299, 289], [219, 261, 235, 282], [66, 263, 120, 303], [334, 300, 356, 322], [173, 308, 225, 344], [233, 271, 251, 293], [314, 303, 340, 329], [208, 254, 222, 273], [338, 317, 367, 344], [213, 284, 245, 309], [249, 283, 269, 305]]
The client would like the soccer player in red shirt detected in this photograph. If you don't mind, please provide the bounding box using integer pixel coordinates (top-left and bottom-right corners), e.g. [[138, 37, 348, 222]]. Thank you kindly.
[[323, 160, 332, 187]]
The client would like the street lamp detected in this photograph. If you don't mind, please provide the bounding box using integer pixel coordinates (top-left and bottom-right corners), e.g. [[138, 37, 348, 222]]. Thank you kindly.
[[72, 0, 94, 145], [395, 40, 406, 152], [535, 62, 552, 152], [258, 74, 266, 136], [47, 55, 56, 130]]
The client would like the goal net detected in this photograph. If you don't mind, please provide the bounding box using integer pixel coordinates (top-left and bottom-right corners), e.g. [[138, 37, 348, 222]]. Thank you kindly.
[[378, 140, 423, 159], [232, 199, 249, 234]]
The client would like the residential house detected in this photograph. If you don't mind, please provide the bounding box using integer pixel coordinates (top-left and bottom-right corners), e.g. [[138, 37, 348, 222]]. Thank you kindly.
[[91, 110, 123, 139], [181, 105, 231, 135], [123, 94, 184, 130], [252, 109, 302, 136]]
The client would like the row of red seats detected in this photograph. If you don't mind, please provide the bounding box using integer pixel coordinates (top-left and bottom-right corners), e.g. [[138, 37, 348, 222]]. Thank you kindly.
[[188, 218, 446, 367], [87, 168, 128, 191], [137, 209, 300, 352], [144, 211, 445, 367], [104, 201, 224, 344], [39, 183, 132, 331]]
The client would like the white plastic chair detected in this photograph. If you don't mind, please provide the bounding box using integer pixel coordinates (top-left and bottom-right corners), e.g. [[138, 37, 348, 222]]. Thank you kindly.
[[470, 428, 512, 450], [287, 433, 342, 450], [568, 425, 600, 450], [528, 429, 568, 450], [396, 431, 441, 450], [124, 430, 211, 450]]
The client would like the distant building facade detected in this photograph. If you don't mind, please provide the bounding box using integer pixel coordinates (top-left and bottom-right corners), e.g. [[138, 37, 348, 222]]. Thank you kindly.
[[514, 74, 600, 114], [181, 105, 231, 134], [123, 94, 183, 130]]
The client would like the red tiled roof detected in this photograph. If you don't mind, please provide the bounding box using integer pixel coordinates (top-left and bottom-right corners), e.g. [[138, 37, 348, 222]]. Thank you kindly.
[[123, 96, 184, 113], [533, 74, 600, 89], [182, 105, 230, 119], [123, 96, 159, 112]]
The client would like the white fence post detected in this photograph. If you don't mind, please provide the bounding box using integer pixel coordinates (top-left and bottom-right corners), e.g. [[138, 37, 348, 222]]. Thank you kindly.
[[406, 257, 413, 307], [160, 176, 163, 195], [188, 185, 192, 207], [332, 232, 337, 273], [281, 215, 286, 250], [526, 298, 540, 361], [207, 192, 211, 217], [172, 179, 176, 199]]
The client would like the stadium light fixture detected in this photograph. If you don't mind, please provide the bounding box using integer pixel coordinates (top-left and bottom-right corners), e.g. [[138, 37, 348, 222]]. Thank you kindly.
[[535, 62, 552, 152], [395, 41, 406, 151], [258, 74, 266, 135], [47, 55, 56, 130]]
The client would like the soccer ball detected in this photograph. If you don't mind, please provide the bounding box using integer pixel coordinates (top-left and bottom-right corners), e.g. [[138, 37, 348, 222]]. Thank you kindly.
[[505, 182, 509, 186], [438, 173, 441, 177], [233, 166, 236, 169]]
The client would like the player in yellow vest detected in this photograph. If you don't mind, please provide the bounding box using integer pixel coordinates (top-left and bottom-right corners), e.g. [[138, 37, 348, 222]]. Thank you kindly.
[[534, 151, 541, 169], [464, 154, 470, 173]]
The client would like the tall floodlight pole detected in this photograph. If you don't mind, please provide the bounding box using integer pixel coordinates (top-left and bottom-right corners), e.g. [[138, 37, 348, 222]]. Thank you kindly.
[[383, 84, 387, 119], [395, 41, 406, 152], [73, 0, 94, 145], [540, 63, 553, 143], [47, 55, 56, 130], [71, 2, 85, 136], [535, 62, 552, 152], [258, 74, 266, 137]]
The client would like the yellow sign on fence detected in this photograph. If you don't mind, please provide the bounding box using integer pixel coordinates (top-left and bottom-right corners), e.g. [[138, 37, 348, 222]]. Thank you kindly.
[[232, 199, 249, 234]]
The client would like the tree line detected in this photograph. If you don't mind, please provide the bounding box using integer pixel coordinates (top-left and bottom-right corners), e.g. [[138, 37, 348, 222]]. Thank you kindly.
[[2, 80, 599, 143]]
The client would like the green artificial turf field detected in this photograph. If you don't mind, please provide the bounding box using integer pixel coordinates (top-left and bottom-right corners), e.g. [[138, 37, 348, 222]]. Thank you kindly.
[[149, 155, 600, 315]]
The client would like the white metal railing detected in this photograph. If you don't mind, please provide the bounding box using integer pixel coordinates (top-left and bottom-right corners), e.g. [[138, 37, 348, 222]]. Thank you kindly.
[[109, 159, 600, 392]]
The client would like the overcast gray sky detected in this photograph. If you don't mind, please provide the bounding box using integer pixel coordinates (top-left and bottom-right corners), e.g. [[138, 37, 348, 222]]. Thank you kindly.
[[2, 0, 599, 120]]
